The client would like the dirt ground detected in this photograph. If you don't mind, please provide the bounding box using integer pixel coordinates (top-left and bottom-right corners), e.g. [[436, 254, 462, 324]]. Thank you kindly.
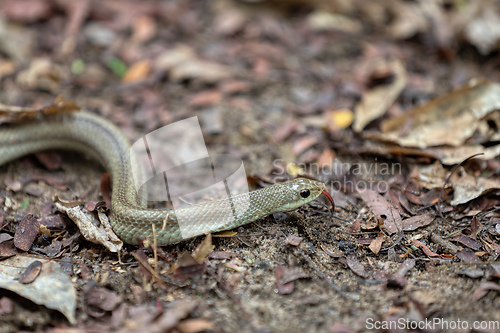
[[1, 1, 500, 332]]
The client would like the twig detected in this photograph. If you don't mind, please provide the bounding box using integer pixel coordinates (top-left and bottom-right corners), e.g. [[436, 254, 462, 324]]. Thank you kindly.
[[430, 233, 461, 254], [132, 252, 165, 287]]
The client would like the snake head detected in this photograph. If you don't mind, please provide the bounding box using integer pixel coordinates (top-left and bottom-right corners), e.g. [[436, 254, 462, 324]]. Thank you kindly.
[[274, 178, 334, 212]]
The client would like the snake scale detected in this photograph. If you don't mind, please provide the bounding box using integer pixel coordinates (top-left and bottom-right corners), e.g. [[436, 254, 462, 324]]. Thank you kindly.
[[0, 111, 333, 245]]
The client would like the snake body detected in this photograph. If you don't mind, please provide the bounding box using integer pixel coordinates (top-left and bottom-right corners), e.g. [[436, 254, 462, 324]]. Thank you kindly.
[[0, 111, 329, 245]]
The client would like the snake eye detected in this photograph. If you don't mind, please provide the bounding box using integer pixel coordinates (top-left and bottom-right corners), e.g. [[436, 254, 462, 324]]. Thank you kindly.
[[300, 189, 310, 198]]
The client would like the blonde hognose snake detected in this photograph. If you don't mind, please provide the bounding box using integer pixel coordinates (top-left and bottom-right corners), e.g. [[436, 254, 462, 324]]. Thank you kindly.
[[0, 110, 333, 245]]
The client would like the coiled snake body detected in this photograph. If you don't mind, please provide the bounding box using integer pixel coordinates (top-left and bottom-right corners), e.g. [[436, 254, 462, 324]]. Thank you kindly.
[[0, 111, 332, 245]]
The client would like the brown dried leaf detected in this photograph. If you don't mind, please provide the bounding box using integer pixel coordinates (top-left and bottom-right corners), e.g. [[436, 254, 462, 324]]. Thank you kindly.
[[284, 235, 303, 246], [464, 7, 500, 55], [427, 144, 500, 165], [402, 214, 435, 231], [132, 15, 157, 44], [456, 249, 482, 263], [0, 256, 76, 323], [0, 0, 52, 22], [172, 262, 207, 281], [170, 58, 234, 84], [392, 259, 415, 281], [411, 240, 440, 258], [176, 318, 214, 333], [122, 59, 151, 84], [470, 216, 482, 239], [376, 81, 500, 148], [137, 300, 198, 332], [472, 281, 500, 301], [346, 219, 361, 233], [358, 189, 402, 234], [220, 80, 251, 95], [0, 234, 13, 244], [451, 234, 483, 251], [17, 260, 42, 284], [0, 210, 7, 229], [346, 254, 369, 278], [42, 241, 63, 257], [386, 1, 428, 39], [388, 259, 415, 288], [34, 152, 62, 170], [483, 236, 500, 256], [368, 233, 384, 254], [353, 59, 407, 131], [450, 167, 500, 206], [292, 135, 319, 156], [316, 148, 336, 167], [277, 266, 309, 285], [14, 214, 40, 252], [188, 91, 222, 108], [171, 247, 207, 281], [86, 287, 122, 312], [192, 234, 215, 264], [275, 265, 294, 294], [53, 196, 122, 252], [0, 240, 18, 259]]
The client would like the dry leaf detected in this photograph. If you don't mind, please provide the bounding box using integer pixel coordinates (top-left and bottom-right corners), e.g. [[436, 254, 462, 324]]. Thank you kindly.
[[353, 59, 407, 131], [450, 234, 482, 251], [375, 81, 500, 148], [176, 318, 214, 333], [346, 254, 369, 278], [192, 234, 215, 264], [307, 10, 362, 33], [401, 214, 435, 231], [14, 214, 40, 252], [275, 265, 308, 294], [17, 260, 42, 284], [417, 162, 500, 205], [358, 189, 402, 235], [464, 8, 500, 55], [368, 233, 384, 254], [131, 15, 157, 44], [450, 167, 500, 205], [472, 281, 500, 301], [53, 196, 123, 252], [412, 239, 441, 258], [122, 59, 151, 83], [0, 256, 76, 323], [456, 249, 482, 263]]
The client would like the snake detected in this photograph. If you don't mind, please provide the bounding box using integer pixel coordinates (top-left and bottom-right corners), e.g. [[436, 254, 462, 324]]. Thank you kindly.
[[0, 110, 334, 245]]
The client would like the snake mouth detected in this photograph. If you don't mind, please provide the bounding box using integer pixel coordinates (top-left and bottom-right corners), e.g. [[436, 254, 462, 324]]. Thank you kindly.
[[321, 190, 335, 210]]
